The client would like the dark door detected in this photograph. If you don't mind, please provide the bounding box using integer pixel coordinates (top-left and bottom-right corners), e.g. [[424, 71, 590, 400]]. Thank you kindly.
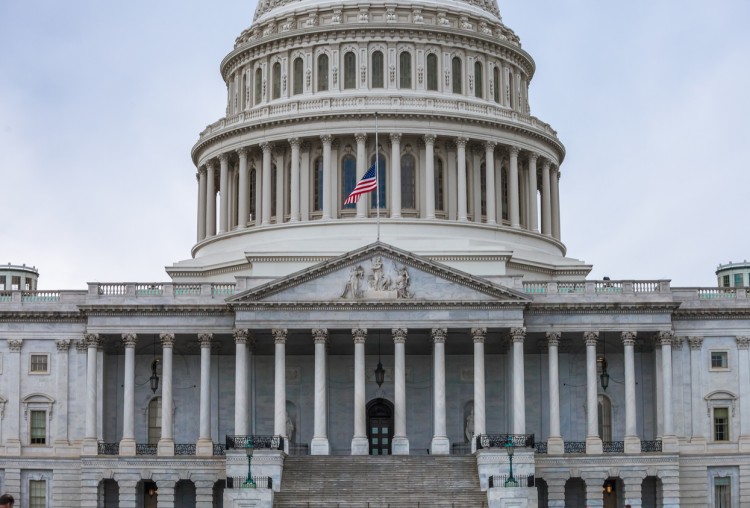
[[367, 398, 394, 455]]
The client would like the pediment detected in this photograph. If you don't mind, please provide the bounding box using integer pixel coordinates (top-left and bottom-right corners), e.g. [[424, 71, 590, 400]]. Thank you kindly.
[[228, 242, 529, 306]]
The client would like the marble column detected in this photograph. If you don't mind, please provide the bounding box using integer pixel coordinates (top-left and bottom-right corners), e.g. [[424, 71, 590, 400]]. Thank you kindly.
[[3, 340, 22, 454], [622, 331, 641, 453], [390, 133, 402, 218], [541, 160, 552, 236], [527, 153, 539, 232], [261, 142, 272, 225], [392, 328, 409, 454], [472, 328, 487, 448], [158, 332, 175, 456], [351, 328, 369, 454], [234, 329, 250, 436], [321, 134, 333, 220], [424, 134, 436, 219], [431, 327, 449, 454], [197, 333, 214, 456], [546, 331, 563, 454], [237, 148, 249, 229], [219, 153, 230, 233], [456, 137, 468, 222], [311, 329, 330, 455], [508, 146, 520, 228], [484, 142, 496, 224], [274, 147, 285, 222], [510, 327, 526, 435], [206, 161, 216, 237], [659, 331, 679, 452], [120, 334, 137, 456], [551, 167, 561, 239], [96, 336, 104, 441], [254, 152, 262, 226], [355, 133, 367, 218], [688, 336, 706, 446], [273, 329, 288, 447], [737, 336, 750, 450], [289, 138, 301, 222], [584, 331, 603, 454], [53, 339, 71, 449], [82, 334, 99, 455], [197, 167, 207, 241]]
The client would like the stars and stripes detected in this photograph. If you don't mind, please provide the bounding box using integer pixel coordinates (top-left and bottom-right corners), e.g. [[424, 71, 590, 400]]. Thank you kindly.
[[343, 163, 377, 205]]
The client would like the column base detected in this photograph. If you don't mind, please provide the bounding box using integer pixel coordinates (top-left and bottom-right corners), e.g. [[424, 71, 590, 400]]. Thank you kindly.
[[430, 436, 450, 455], [310, 437, 330, 455], [661, 435, 680, 453], [119, 438, 136, 456], [81, 437, 99, 456], [585, 436, 603, 454], [546, 436, 564, 455], [351, 437, 369, 455], [392, 436, 410, 455], [157, 438, 175, 456], [196, 438, 214, 457], [624, 435, 641, 454]]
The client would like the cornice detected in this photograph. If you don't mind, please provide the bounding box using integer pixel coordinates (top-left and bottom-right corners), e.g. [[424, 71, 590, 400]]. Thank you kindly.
[[165, 261, 252, 279], [0, 311, 84, 323], [232, 300, 527, 312], [78, 305, 232, 317], [525, 302, 680, 315], [673, 308, 750, 320]]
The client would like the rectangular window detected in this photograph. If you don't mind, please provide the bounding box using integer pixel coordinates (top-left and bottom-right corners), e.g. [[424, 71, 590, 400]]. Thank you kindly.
[[29, 479, 46, 508], [0, 275, 5, 290], [714, 407, 729, 442], [715, 476, 731, 507], [30, 410, 46, 445], [12, 276, 20, 290], [711, 351, 728, 370], [30, 354, 49, 374], [734, 273, 743, 287], [722, 275, 730, 287]]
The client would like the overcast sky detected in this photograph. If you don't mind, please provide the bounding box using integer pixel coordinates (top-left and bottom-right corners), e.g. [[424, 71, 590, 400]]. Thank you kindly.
[[1, 1, 748, 289]]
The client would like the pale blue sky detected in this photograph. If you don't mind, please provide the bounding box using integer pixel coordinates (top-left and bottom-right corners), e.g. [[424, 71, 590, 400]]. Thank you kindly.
[[1, 1, 748, 289]]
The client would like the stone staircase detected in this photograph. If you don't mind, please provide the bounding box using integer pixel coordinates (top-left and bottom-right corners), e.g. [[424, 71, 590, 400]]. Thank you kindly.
[[274, 455, 488, 507]]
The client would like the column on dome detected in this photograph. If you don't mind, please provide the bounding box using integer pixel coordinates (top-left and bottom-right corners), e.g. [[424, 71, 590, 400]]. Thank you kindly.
[[274, 146, 285, 222], [197, 167, 207, 240], [424, 134, 436, 219], [508, 146, 520, 228], [253, 150, 262, 226], [392, 328, 409, 454], [546, 331, 564, 454], [228, 159, 237, 230], [206, 160, 217, 237], [299, 142, 311, 221], [495, 152, 504, 224], [390, 133, 402, 218], [471, 144, 482, 222], [431, 327, 449, 454], [659, 331, 679, 452], [120, 334, 137, 456], [96, 335, 104, 440], [54, 339, 71, 448], [551, 166, 561, 239], [737, 336, 750, 449], [622, 331, 641, 453], [197, 333, 214, 456], [237, 148, 250, 229], [351, 328, 369, 454], [273, 328, 288, 451], [219, 153, 230, 233], [688, 336, 705, 445], [584, 331, 603, 454], [289, 138, 301, 222], [472, 328, 487, 448], [261, 142, 272, 225], [456, 137, 468, 222], [527, 152, 539, 232], [541, 160, 552, 236], [82, 334, 99, 455], [510, 327, 526, 435], [234, 329, 250, 436], [158, 332, 175, 456], [355, 133, 367, 218], [484, 142, 496, 224], [311, 329, 330, 455], [321, 134, 333, 220]]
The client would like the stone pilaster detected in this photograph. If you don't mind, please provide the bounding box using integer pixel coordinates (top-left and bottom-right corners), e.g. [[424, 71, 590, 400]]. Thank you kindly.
[[82, 333, 99, 455], [54, 339, 71, 449], [737, 336, 750, 450], [472, 327, 487, 449], [392, 328, 410, 454], [120, 333, 137, 456], [272, 328, 288, 449], [622, 331, 641, 453], [351, 328, 368, 454], [311, 329, 330, 455], [157, 332, 175, 456], [234, 329, 249, 436], [546, 331, 564, 454], [659, 331, 679, 452], [197, 332, 214, 456], [583, 331, 603, 454], [510, 327, 526, 435]]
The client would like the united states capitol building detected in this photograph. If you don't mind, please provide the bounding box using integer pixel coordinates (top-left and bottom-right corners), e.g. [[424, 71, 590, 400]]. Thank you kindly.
[[1, 0, 748, 507]]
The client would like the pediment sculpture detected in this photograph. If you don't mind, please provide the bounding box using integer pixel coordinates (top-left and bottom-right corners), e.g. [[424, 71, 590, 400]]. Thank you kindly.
[[340, 256, 413, 300]]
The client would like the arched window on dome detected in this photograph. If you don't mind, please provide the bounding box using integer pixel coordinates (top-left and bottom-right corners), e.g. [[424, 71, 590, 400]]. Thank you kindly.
[[399, 52, 412, 89], [318, 54, 329, 92], [465, 157, 473, 221], [480, 162, 487, 218], [249, 167, 257, 223], [474, 61, 483, 98], [370, 153, 387, 210], [426, 53, 439, 91], [508, 68, 516, 110], [272, 62, 281, 99], [271, 163, 278, 219], [312, 157, 324, 213], [344, 52, 356, 89], [401, 153, 416, 210], [452, 57, 462, 94], [254, 67, 263, 104], [372, 51, 384, 89], [293, 57, 303, 95], [434, 156, 445, 213], [148, 397, 161, 445], [493, 66, 500, 103], [341, 154, 357, 211], [501, 164, 509, 223]]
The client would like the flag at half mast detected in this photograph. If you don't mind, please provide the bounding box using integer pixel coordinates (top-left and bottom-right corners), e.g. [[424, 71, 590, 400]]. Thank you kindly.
[[343, 163, 377, 205]]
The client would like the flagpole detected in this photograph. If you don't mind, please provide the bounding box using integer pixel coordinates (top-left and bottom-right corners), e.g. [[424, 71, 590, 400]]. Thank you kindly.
[[375, 112, 380, 242]]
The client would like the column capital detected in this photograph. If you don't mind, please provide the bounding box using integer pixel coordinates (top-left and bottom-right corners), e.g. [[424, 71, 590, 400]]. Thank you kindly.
[[471, 327, 487, 343], [671, 335, 684, 350], [392, 328, 408, 344], [526, 151, 539, 163], [198, 166, 207, 176], [205, 159, 216, 171], [423, 134, 436, 145], [484, 140, 497, 152], [260, 142, 273, 153], [288, 137, 301, 148], [56, 339, 71, 352], [75, 339, 87, 353], [352, 328, 367, 344], [85, 333, 100, 348], [657, 330, 674, 346], [320, 134, 333, 145], [233, 328, 249, 344], [7, 338, 23, 352], [621, 331, 637, 346], [510, 327, 526, 343], [542, 159, 552, 170], [312, 328, 328, 344], [121, 334, 138, 348], [236, 147, 250, 158], [390, 132, 402, 144], [160, 333, 176, 347], [736, 336, 750, 350], [273, 328, 288, 344], [354, 132, 366, 144], [688, 336, 704, 350], [509, 145, 520, 156], [198, 333, 213, 348], [431, 327, 447, 344], [218, 152, 230, 163], [583, 331, 599, 346], [455, 136, 469, 148], [546, 331, 561, 347]]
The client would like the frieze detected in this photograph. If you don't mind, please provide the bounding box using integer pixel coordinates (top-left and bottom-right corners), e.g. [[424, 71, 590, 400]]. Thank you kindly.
[[340, 256, 413, 301]]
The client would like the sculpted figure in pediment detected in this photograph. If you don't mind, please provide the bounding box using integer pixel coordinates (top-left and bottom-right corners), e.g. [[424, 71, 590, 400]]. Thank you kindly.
[[341, 265, 365, 298]]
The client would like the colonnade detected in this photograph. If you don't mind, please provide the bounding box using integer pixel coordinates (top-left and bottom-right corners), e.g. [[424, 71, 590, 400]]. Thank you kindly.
[[195, 135, 562, 243]]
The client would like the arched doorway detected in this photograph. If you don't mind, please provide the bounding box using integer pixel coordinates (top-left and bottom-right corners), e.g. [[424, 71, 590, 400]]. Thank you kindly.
[[366, 398, 394, 455]]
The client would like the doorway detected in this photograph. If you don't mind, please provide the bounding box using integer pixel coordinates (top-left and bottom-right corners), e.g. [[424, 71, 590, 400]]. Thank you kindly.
[[367, 398, 394, 455]]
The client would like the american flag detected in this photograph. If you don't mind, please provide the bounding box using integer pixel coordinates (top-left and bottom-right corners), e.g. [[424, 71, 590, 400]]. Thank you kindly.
[[343, 164, 377, 205]]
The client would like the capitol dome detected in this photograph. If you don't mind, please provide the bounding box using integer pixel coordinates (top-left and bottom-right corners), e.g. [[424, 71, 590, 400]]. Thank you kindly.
[[169, 0, 591, 282]]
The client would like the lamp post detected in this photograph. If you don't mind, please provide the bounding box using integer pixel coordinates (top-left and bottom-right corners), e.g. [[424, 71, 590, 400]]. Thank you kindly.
[[504, 436, 518, 487], [244, 436, 256, 488]]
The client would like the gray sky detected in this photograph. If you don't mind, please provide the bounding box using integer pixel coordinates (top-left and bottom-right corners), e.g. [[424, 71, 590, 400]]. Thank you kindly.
[[1, 1, 748, 289]]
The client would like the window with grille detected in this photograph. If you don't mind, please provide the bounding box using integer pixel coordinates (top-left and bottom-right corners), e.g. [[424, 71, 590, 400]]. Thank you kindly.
[[318, 54, 329, 91], [12, 276, 20, 290], [344, 52, 356, 89], [272, 62, 281, 99], [399, 52, 412, 89], [493, 66, 500, 103], [293, 57, 303, 95], [369, 154, 387, 209], [434, 157, 444, 212], [371, 51, 384, 88], [313, 157, 324, 212], [714, 407, 729, 441], [722, 275, 730, 287], [30, 354, 49, 373], [474, 61, 483, 98], [452, 57, 462, 94], [29, 480, 46, 508], [426, 53, 438, 91], [715, 477, 731, 507], [30, 410, 46, 445], [734, 273, 744, 287], [341, 155, 357, 210], [254, 68, 263, 104], [401, 154, 416, 209], [711, 351, 728, 370]]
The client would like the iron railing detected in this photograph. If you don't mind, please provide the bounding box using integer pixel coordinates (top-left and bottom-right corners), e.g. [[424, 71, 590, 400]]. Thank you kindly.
[[602, 441, 624, 453], [641, 440, 662, 453], [136, 444, 157, 455], [175, 443, 196, 455], [489, 474, 535, 488], [213, 443, 226, 456], [225, 476, 273, 489], [476, 434, 535, 450], [225, 435, 284, 451], [564, 441, 586, 454], [288, 442, 309, 456], [534, 441, 548, 454], [452, 443, 473, 455], [98, 442, 119, 455]]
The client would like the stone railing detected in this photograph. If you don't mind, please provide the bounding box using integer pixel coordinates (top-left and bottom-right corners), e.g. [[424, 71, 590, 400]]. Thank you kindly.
[[88, 282, 236, 299], [21, 291, 60, 303], [672, 287, 748, 302], [522, 280, 670, 297]]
